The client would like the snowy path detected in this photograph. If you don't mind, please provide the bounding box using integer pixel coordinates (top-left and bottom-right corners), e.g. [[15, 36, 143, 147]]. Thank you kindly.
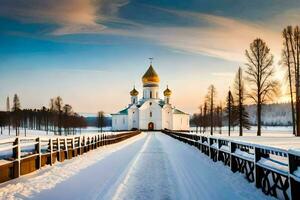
[[0, 132, 272, 200]]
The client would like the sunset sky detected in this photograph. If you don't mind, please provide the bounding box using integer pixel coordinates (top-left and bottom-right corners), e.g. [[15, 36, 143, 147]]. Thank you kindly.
[[0, 0, 300, 114]]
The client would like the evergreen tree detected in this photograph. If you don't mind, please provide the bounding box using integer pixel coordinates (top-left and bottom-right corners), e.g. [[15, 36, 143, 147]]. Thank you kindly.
[[234, 67, 251, 136], [12, 94, 21, 136], [225, 90, 234, 136]]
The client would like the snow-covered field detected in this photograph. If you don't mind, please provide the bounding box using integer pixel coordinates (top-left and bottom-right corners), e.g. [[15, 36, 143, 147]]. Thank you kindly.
[[0, 132, 272, 200], [190, 126, 300, 150], [0, 127, 114, 140]]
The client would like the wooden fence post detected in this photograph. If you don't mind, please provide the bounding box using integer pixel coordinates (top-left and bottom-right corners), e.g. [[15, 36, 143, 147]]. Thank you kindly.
[[36, 137, 41, 169], [12, 137, 20, 178], [64, 138, 68, 159], [50, 138, 53, 165], [57, 138, 61, 162], [288, 151, 300, 200], [230, 142, 237, 172]]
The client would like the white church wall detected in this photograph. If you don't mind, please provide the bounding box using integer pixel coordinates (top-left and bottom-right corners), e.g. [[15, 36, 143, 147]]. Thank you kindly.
[[112, 114, 128, 131], [143, 86, 159, 99], [162, 106, 173, 130], [172, 114, 190, 131], [139, 100, 162, 130], [128, 107, 139, 130]]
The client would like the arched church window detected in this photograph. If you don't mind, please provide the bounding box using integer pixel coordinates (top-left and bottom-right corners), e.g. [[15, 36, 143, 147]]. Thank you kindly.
[[123, 117, 125, 124], [150, 91, 152, 98], [156, 92, 158, 98], [150, 111, 152, 117]]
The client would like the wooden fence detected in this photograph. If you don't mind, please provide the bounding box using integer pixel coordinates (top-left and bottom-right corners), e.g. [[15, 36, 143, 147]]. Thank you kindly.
[[0, 131, 141, 184], [162, 130, 300, 200]]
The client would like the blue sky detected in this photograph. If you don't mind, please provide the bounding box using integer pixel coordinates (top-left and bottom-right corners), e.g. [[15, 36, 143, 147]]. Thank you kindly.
[[0, 0, 299, 114]]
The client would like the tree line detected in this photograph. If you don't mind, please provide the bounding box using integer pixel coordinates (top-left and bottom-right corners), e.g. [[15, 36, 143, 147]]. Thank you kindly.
[[0, 95, 87, 136], [192, 25, 300, 137]]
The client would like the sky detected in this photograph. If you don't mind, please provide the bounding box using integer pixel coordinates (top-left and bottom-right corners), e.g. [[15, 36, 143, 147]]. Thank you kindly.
[[0, 0, 300, 114]]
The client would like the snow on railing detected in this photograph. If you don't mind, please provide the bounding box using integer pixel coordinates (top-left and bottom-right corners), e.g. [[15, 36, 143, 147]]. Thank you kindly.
[[0, 131, 141, 184], [162, 130, 300, 200]]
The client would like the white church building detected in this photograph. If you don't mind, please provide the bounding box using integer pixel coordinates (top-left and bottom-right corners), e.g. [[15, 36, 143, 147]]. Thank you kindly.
[[112, 63, 190, 131]]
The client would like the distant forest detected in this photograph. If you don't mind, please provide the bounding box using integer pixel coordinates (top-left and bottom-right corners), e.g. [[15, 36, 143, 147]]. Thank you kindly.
[[246, 103, 293, 126], [85, 116, 111, 127], [190, 102, 294, 127]]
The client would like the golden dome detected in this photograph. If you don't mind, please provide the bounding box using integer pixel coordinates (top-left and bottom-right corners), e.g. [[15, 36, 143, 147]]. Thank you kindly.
[[164, 86, 172, 97], [142, 65, 160, 84], [130, 87, 139, 96]]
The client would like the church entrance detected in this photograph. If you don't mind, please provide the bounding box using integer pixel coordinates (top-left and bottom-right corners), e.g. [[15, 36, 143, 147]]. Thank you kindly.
[[148, 122, 154, 131]]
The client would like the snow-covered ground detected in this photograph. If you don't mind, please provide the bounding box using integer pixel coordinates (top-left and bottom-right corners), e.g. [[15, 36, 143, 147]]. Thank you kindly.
[[0, 127, 114, 140], [190, 126, 300, 150], [0, 132, 272, 200]]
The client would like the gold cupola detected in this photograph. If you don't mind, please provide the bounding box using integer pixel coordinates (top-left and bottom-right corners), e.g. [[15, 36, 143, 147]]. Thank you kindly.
[[164, 85, 172, 97], [130, 87, 139, 96], [142, 65, 160, 85]]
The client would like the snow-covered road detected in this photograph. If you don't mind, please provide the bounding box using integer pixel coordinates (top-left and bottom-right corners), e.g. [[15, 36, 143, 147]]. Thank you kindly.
[[0, 132, 272, 200]]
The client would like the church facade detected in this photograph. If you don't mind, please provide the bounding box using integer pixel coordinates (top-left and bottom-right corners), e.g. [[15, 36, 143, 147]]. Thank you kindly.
[[112, 64, 190, 131]]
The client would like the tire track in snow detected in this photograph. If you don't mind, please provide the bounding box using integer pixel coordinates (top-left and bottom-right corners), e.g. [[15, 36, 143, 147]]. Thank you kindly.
[[112, 132, 152, 200]]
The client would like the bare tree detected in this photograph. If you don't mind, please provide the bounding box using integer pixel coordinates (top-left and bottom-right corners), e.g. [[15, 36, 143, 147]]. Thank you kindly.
[[97, 111, 105, 133], [63, 104, 73, 135], [245, 38, 279, 136], [203, 102, 208, 133], [282, 27, 296, 135], [282, 26, 300, 136], [206, 85, 216, 135], [54, 96, 63, 135], [234, 67, 251, 136], [6, 96, 11, 135]]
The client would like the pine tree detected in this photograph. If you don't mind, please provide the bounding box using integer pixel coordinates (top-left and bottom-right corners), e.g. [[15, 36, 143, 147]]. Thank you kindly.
[[234, 67, 251, 136], [226, 90, 234, 136], [12, 94, 21, 136]]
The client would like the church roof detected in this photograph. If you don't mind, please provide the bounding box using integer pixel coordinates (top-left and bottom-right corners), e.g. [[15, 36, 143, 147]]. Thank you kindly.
[[112, 107, 128, 115], [163, 86, 172, 97], [130, 87, 139, 96], [142, 65, 160, 84], [173, 108, 189, 115]]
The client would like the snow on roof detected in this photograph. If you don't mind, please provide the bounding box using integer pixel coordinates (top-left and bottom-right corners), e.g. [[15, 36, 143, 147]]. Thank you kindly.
[[173, 108, 189, 115]]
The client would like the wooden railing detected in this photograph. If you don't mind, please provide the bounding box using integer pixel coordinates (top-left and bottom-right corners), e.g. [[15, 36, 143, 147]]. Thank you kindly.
[[162, 130, 300, 200], [0, 131, 141, 184]]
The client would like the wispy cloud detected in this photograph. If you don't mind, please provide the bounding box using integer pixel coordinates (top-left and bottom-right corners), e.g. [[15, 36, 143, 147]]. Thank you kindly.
[[93, 8, 284, 62], [0, 1, 296, 62], [0, 0, 129, 35]]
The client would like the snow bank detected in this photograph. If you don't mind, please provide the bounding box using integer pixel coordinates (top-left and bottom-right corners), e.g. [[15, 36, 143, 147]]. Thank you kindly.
[[0, 133, 145, 200]]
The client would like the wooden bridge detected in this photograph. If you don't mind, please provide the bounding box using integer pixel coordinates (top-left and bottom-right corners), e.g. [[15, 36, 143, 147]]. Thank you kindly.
[[162, 130, 300, 200], [0, 131, 141, 183]]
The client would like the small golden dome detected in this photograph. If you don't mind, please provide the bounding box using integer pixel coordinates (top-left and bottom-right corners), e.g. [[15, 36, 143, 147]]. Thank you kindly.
[[130, 87, 139, 96], [142, 65, 160, 84], [164, 86, 172, 97]]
